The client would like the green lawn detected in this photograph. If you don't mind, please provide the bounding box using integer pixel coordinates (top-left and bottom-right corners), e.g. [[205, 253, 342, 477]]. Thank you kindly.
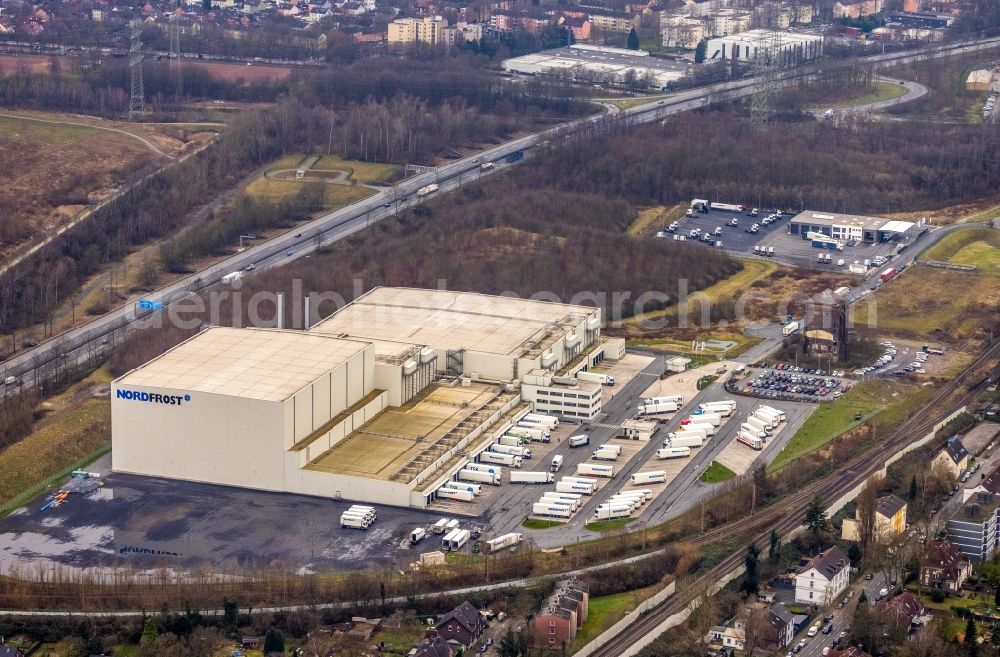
[[313, 155, 405, 185], [602, 96, 665, 110], [921, 228, 1000, 275], [699, 461, 736, 483], [769, 380, 921, 472], [523, 518, 565, 529], [244, 176, 374, 207], [585, 517, 635, 532], [570, 588, 658, 651], [823, 81, 909, 109]]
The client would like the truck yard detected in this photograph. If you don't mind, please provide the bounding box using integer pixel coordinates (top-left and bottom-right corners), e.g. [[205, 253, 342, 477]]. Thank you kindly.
[[664, 203, 915, 269]]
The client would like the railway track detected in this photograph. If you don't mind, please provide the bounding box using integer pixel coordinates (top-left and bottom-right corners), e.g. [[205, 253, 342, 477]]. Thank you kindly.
[[589, 341, 1000, 657]]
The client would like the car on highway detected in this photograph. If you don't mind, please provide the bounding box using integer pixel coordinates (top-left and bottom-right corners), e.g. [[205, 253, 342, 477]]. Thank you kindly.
[[244, 263, 256, 271], [286, 251, 294, 257], [384, 202, 392, 207], [294, 232, 302, 238]]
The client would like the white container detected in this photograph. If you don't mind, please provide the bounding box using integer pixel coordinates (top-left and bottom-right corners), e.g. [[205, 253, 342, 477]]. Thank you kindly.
[[509, 471, 554, 484], [577, 463, 614, 478], [630, 470, 667, 485], [657, 447, 691, 459]]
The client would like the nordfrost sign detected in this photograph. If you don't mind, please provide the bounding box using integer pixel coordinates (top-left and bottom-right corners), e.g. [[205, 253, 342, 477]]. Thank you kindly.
[[116, 389, 191, 406]]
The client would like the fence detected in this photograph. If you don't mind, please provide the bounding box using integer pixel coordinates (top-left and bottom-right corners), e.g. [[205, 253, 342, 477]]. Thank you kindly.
[[0, 444, 111, 518], [575, 581, 676, 657]]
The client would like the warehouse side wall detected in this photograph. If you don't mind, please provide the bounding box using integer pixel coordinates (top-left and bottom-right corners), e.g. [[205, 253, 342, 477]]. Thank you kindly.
[[111, 385, 286, 490]]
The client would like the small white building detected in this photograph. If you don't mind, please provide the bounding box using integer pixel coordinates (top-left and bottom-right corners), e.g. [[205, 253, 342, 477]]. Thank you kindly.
[[794, 546, 850, 605], [705, 28, 823, 63], [520, 369, 603, 423]]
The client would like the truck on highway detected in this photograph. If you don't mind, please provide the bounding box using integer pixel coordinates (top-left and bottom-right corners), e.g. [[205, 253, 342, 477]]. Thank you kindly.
[[221, 271, 243, 284], [664, 434, 703, 449], [577, 371, 615, 386], [591, 448, 619, 461], [510, 471, 554, 484], [656, 446, 692, 459], [593, 505, 632, 520], [556, 480, 595, 495], [492, 443, 532, 459], [630, 470, 667, 485], [637, 401, 678, 417], [737, 432, 763, 450], [480, 452, 522, 468], [532, 502, 572, 518], [479, 162, 495, 172], [416, 183, 439, 198], [879, 267, 898, 283], [783, 320, 801, 336], [459, 469, 501, 485], [486, 533, 522, 553], [577, 463, 615, 478]]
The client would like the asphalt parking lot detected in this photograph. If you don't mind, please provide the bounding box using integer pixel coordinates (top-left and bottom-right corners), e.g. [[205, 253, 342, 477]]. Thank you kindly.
[[727, 364, 854, 404], [661, 208, 909, 269]]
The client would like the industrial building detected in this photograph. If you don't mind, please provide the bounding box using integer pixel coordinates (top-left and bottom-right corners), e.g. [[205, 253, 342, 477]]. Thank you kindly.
[[502, 44, 688, 90], [112, 288, 622, 508], [704, 29, 823, 64], [788, 211, 916, 244]]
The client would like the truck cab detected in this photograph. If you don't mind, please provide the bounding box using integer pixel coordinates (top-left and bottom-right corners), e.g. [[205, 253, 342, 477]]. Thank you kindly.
[[729, 218, 739, 227]]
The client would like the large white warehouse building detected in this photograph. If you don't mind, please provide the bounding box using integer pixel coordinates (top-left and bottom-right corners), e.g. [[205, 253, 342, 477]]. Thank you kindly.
[[112, 288, 621, 508]]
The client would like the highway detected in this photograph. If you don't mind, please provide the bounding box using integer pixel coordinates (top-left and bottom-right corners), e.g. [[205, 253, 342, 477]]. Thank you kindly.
[[3, 34, 1000, 393]]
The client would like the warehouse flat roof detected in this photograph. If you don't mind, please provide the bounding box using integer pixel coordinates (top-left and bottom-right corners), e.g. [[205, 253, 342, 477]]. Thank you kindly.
[[790, 211, 887, 231], [115, 327, 370, 402], [312, 287, 597, 358], [708, 28, 823, 47], [879, 220, 915, 233]]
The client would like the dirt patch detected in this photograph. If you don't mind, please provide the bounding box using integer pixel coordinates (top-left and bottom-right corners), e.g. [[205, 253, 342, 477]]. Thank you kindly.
[[184, 60, 293, 84], [0, 54, 67, 76]]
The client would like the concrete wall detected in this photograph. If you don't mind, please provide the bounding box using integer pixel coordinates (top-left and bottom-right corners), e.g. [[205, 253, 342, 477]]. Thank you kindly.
[[297, 392, 389, 466], [574, 581, 676, 657], [286, 349, 374, 448]]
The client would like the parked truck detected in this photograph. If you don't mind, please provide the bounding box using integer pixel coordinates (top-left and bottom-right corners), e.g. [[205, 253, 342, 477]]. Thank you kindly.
[[550, 455, 564, 472], [739, 423, 768, 441], [577, 463, 615, 478], [630, 470, 667, 485], [783, 320, 801, 336], [459, 469, 501, 485], [510, 471, 554, 484], [539, 496, 579, 512], [486, 533, 523, 553], [510, 426, 550, 442], [656, 446, 692, 459], [569, 434, 590, 448], [593, 505, 632, 520], [757, 405, 786, 422], [532, 503, 572, 518], [492, 444, 532, 459], [340, 514, 372, 529], [680, 422, 716, 436], [664, 434, 703, 449], [637, 401, 678, 417], [698, 400, 737, 416], [685, 412, 721, 427], [541, 491, 582, 505], [644, 395, 684, 406], [737, 432, 763, 450], [745, 416, 773, 436], [671, 428, 708, 443], [443, 528, 471, 551], [480, 452, 522, 468], [436, 487, 475, 502], [431, 518, 450, 534], [754, 407, 785, 426], [523, 413, 559, 428], [710, 202, 744, 213], [416, 183, 439, 198], [465, 463, 503, 476], [556, 480, 595, 495], [591, 449, 619, 462], [450, 481, 483, 495], [597, 444, 622, 456], [410, 528, 427, 544], [499, 435, 526, 447], [577, 371, 615, 386]]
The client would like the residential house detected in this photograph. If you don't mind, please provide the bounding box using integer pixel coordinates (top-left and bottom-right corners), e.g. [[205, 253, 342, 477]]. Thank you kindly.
[[842, 493, 907, 543], [922, 539, 972, 590], [441, 21, 482, 46], [387, 15, 447, 46], [966, 462, 1000, 499], [707, 623, 745, 651], [762, 603, 795, 650], [660, 14, 707, 48], [886, 591, 925, 629], [932, 436, 969, 478], [413, 637, 454, 657], [832, 0, 883, 18], [794, 546, 851, 605], [435, 600, 485, 648], [683, 0, 732, 18], [532, 577, 590, 648], [559, 15, 592, 40], [947, 492, 1000, 563], [709, 8, 751, 36], [586, 8, 639, 32]]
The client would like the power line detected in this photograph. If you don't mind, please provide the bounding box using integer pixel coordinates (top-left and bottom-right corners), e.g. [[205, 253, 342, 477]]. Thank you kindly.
[[128, 18, 144, 121], [749, 21, 783, 129]]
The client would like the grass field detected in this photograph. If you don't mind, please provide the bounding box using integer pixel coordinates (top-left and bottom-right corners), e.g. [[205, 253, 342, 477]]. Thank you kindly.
[[604, 96, 665, 110], [585, 517, 636, 532], [244, 176, 374, 207], [0, 115, 155, 263], [313, 155, 405, 185], [769, 380, 923, 472], [628, 331, 763, 360], [622, 259, 779, 327], [570, 586, 664, 651], [627, 204, 686, 236], [828, 81, 908, 108], [921, 228, 1000, 275], [853, 267, 999, 340], [699, 461, 736, 483], [523, 518, 565, 529]]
